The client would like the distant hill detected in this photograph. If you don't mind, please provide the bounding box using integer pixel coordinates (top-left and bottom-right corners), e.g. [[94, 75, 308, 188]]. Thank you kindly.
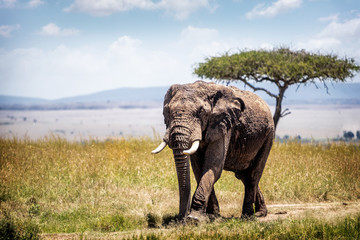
[[0, 82, 359, 110], [0, 95, 49, 105], [0, 87, 168, 110], [55, 87, 168, 103]]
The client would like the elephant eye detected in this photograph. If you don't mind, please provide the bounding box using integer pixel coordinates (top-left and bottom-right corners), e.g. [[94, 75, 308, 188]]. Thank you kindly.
[[195, 107, 201, 115], [195, 106, 205, 118]]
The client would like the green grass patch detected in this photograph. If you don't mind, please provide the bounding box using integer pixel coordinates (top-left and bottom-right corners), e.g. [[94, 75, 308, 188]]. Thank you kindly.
[[131, 214, 360, 240], [0, 209, 40, 240], [1, 137, 360, 236]]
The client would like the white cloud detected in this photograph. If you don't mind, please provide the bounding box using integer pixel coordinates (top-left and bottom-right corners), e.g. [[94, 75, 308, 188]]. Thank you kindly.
[[180, 26, 219, 44], [318, 17, 360, 40], [65, 0, 213, 19], [0, 24, 20, 37], [0, 35, 186, 99], [2, 24, 305, 99], [0, 0, 45, 8], [246, 0, 302, 19], [40, 23, 79, 37], [5, 25, 328, 99], [64, 0, 155, 16], [295, 16, 360, 63], [106, 36, 183, 88], [318, 13, 339, 22], [27, 0, 45, 8], [109, 36, 142, 54], [259, 42, 274, 50], [156, 0, 213, 20], [0, 27, 239, 99], [0, 46, 106, 99], [0, 0, 16, 8], [177, 26, 229, 63], [296, 38, 341, 51]]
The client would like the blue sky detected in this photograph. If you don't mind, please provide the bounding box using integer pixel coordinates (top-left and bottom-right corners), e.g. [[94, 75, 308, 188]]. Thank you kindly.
[[1, 0, 360, 99]]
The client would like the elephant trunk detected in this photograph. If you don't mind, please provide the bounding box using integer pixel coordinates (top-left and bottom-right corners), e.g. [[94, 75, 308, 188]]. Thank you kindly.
[[173, 149, 191, 219], [166, 119, 202, 219], [170, 126, 192, 219]]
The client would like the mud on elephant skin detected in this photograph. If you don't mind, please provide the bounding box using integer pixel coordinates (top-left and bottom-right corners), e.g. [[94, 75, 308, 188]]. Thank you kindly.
[[152, 81, 274, 222]]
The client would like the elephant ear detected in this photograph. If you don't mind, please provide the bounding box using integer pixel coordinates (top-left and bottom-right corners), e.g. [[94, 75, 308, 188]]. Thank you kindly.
[[162, 84, 180, 143], [205, 90, 245, 143], [163, 84, 180, 127]]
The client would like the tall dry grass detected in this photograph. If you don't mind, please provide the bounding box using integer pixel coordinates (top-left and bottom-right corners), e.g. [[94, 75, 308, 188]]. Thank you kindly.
[[0, 137, 359, 235], [262, 141, 360, 202]]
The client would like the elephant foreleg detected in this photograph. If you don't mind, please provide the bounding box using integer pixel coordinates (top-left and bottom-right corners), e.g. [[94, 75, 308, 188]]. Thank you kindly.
[[191, 151, 220, 217], [206, 187, 220, 216], [189, 137, 226, 218]]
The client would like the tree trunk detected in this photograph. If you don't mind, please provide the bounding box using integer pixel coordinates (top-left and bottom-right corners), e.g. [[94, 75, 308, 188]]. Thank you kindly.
[[273, 87, 287, 130]]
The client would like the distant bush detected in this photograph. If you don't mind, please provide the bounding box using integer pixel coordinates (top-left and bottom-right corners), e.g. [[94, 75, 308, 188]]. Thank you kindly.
[[343, 131, 355, 139]]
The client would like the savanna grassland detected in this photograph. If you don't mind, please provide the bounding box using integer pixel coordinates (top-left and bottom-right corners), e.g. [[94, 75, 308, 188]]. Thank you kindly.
[[1, 137, 360, 239]]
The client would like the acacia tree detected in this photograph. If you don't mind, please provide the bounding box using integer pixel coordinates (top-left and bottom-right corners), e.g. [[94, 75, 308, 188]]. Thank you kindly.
[[194, 48, 360, 129]]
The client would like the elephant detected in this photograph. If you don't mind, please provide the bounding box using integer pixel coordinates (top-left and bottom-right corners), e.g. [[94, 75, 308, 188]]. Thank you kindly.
[[152, 81, 274, 221]]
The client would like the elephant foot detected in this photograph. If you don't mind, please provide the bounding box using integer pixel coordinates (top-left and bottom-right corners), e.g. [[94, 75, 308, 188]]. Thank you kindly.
[[241, 204, 256, 220], [185, 210, 209, 224], [241, 207, 267, 219], [206, 205, 220, 217], [255, 208, 268, 218], [240, 213, 256, 221], [207, 213, 224, 223]]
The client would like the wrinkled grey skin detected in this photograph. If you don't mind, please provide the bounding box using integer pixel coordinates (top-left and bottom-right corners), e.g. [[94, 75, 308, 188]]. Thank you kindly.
[[158, 81, 274, 221]]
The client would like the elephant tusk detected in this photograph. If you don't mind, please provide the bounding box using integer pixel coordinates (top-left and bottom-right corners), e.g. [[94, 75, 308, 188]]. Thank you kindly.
[[183, 140, 200, 155], [151, 141, 167, 154]]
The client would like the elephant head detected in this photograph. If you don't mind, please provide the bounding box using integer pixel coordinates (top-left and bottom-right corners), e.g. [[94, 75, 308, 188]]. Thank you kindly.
[[152, 81, 245, 218]]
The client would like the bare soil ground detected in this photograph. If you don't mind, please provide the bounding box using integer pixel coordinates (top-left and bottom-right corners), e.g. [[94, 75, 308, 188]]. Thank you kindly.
[[261, 201, 360, 221], [41, 201, 360, 240]]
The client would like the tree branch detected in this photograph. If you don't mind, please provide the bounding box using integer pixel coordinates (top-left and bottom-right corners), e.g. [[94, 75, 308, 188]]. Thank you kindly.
[[250, 74, 280, 85], [323, 81, 329, 94], [281, 108, 291, 118], [237, 78, 278, 98]]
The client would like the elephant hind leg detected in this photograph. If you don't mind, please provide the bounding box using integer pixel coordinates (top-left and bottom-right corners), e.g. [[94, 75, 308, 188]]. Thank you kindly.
[[235, 172, 256, 217], [241, 185, 267, 218], [254, 135, 273, 217], [255, 186, 267, 217], [237, 135, 273, 218]]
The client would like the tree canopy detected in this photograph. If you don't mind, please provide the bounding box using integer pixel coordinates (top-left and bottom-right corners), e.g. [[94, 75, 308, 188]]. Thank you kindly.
[[194, 47, 360, 129]]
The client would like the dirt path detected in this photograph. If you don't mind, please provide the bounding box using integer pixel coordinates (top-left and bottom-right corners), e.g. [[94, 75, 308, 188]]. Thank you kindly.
[[261, 201, 360, 222], [41, 201, 360, 240]]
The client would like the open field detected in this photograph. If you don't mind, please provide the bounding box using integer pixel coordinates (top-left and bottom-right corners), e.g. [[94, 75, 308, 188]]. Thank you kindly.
[[37, 201, 360, 239], [1, 137, 360, 239], [1, 104, 360, 140], [0, 108, 164, 140]]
